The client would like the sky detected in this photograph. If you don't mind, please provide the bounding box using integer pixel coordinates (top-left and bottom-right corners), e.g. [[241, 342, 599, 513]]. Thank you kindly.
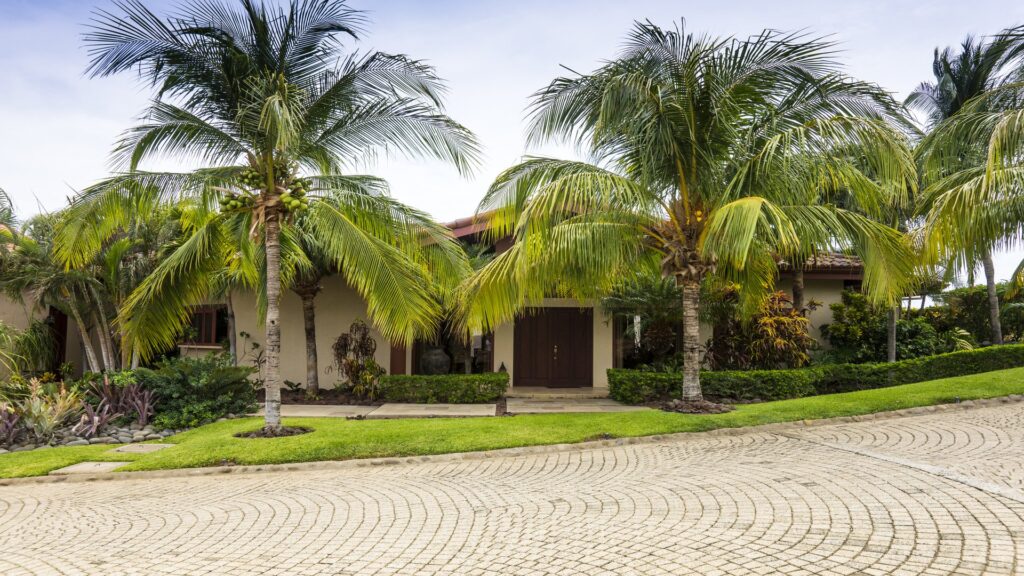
[[1, 0, 1024, 283]]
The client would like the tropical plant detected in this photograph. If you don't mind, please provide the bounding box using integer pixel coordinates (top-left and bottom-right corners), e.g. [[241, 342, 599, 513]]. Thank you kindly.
[[821, 290, 962, 362], [72, 399, 121, 439], [0, 188, 14, 229], [331, 319, 383, 398], [18, 379, 82, 442], [909, 33, 1024, 347], [136, 354, 256, 429], [60, 0, 478, 429], [707, 290, 817, 370], [0, 402, 20, 445], [602, 274, 683, 363], [461, 21, 917, 402]]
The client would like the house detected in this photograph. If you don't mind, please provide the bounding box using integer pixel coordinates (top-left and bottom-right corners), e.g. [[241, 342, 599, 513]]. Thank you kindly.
[[2, 216, 862, 388], [189, 216, 864, 392], [0, 296, 84, 377]]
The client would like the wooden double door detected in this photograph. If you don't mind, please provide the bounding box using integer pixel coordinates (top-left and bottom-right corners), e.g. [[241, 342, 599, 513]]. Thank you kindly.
[[513, 307, 593, 388]]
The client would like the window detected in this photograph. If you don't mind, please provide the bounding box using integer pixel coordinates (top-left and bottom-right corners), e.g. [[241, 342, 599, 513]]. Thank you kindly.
[[184, 306, 227, 346]]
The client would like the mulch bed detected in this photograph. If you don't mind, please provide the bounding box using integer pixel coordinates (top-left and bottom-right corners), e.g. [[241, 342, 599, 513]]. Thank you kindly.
[[235, 426, 313, 439], [660, 399, 736, 414]]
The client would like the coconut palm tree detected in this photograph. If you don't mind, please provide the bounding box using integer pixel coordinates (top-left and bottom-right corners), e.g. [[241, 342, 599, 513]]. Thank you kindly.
[[58, 0, 478, 430], [461, 21, 917, 403], [908, 34, 1022, 345]]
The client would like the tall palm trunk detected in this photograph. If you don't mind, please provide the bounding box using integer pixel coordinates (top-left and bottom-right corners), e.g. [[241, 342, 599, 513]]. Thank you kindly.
[[92, 310, 114, 371], [90, 287, 117, 371], [982, 250, 1003, 345], [680, 278, 703, 403], [69, 303, 100, 373], [887, 306, 898, 363], [298, 288, 320, 397], [791, 266, 805, 315], [263, 210, 283, 430], [226, 293, 237, 364]]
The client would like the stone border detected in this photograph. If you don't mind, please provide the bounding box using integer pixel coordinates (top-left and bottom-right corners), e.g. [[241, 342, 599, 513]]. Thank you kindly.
[[1, 394, 1021, 487]]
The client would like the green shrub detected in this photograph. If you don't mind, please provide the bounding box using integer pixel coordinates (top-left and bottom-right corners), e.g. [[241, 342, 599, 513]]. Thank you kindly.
[[135, 354, 256, 429], [822, 291, 955, 362], [377, 373, 508, 403], [609, 344, 1024, 404]]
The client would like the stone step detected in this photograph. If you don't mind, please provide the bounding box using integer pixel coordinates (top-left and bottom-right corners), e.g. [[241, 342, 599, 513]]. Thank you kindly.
[[505, 387, 610, 399]]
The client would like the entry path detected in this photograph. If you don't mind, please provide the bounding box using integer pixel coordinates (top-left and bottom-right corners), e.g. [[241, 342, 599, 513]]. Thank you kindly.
[[1, 404, 1023, 575]]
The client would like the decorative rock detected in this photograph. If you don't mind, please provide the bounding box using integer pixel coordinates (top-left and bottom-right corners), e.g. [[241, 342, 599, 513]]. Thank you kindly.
[[160, 430, 174, 437], [88, 437, 111, 445], [12, 445, 35, 452], [0, 448, 7, 454], [65, 439, 90, 447], [145, 434, 162, 440], [130, 423, 143, 431]]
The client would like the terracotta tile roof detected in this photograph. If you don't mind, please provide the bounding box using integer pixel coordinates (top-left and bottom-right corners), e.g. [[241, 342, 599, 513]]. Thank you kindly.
[[780, 253, 864, 271], [444, 211, 495, 239]]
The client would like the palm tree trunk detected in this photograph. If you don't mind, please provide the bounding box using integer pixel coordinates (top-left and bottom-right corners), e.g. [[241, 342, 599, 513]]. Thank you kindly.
[[791, 266, 805, 315], [263, 210, 283, 430], [226, 293, 237, 364], [88, 286, 118, 370], [983, 250, 1003, 345], [680, 278, 703, 403], [93, 310, 114, 372], [887, 306, 898, 363], [69, 305, 100, 373], [299, 290, 319, 397]]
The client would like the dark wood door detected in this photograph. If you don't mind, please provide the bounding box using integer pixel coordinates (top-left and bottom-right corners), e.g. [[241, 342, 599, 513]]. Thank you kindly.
[[514, 308, 593, 388]]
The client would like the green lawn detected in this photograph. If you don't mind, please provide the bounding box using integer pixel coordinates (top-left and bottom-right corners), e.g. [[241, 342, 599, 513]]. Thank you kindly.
[[2, 367, 1023, 479]]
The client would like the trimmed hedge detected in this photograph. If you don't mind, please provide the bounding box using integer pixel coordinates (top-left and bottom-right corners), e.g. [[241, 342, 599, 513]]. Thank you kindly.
[[377, 373, 509, 403], [609, 343, 1024, 405]]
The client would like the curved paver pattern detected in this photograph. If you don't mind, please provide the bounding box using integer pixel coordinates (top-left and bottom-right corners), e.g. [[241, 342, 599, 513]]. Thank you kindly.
[[1, 404, 1023, 575]]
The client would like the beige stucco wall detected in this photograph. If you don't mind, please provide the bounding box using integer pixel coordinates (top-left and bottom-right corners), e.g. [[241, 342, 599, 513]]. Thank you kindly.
[[0, 293, 84, 377], [491, 298, 614, 389], [228, 276, 391, 388], [0, 295, 33, 331], [214, 277, 848, 390], [774, 277, 846, 344]]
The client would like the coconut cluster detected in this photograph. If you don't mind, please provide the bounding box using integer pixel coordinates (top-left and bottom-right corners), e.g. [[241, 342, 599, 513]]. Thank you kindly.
[[218, 168, 312, 214]]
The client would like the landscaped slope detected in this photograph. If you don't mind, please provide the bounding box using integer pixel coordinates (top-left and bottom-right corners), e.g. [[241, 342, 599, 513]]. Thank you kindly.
[[2, 366, 1023, 479]]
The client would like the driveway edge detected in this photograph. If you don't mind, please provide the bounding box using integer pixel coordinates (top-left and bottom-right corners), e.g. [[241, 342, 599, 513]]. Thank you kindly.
[[2, 394, 1021, 487]]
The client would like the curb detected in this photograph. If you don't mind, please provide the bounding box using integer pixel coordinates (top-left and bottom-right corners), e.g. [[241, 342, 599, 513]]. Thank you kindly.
[[1, 394, 1022, 488]]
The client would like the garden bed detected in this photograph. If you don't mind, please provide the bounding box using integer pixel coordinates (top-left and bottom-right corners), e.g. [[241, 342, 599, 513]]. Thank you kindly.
[[2, 367, 1023, 479], [266, 373, 510, 405], [610, 343, 1024, 404]]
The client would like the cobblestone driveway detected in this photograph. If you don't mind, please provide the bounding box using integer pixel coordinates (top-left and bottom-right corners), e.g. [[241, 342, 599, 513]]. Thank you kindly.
[[1, 404, 1023, 575]]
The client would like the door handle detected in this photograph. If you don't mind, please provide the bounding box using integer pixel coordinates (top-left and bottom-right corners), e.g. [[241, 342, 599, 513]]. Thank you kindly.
[[553, 344, 558, 360]]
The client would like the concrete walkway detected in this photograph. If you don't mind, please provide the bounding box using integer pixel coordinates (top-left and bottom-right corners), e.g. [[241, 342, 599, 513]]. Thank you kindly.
[[259, 397, 646, 419], [3, 402, 1022, 574]]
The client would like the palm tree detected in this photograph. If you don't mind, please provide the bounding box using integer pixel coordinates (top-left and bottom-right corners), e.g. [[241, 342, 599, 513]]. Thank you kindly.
[[0, 188, 14, 229], [461, 21, 917, 403], [289, 217, 334, 398], [908, 35, 1021, 345], [59, 0, 478, 430], [0, 214, 104, 372]]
